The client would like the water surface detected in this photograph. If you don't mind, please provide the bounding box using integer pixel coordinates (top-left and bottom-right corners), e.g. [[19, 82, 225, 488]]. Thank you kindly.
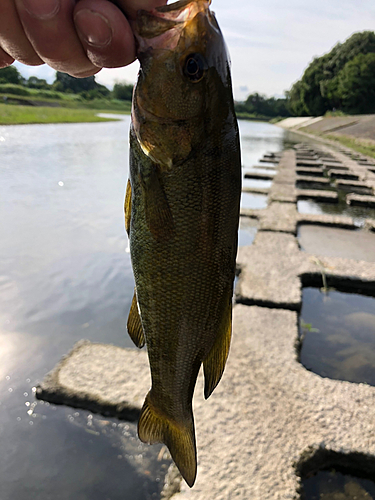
[[1, 117, 296, 499], [302, 469, 375, 500], [299, 288, 375, 385], [298, 198, 375, 227], [298, 225, 375, 262], [238, 217, 258, 247]]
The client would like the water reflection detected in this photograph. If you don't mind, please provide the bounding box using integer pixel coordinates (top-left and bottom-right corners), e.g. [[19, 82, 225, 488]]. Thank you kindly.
[[242, 179, 273, 190], [298, 225, 375, 262], [238, 218, 258, 247], [302, 469, 375, 500], [299, 288, 375, 385], [298, 198, 375, 227], [241, 192, 268, 210]]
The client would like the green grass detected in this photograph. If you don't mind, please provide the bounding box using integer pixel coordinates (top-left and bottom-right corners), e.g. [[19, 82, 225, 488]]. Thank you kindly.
[[0, 103, 124, 124], [235, 111, 269, 121], [326, 134, 375, 159], [0, 83, 133, 121]]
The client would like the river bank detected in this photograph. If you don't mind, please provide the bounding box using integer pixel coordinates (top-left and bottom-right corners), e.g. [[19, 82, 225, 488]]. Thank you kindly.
[[0, 103, 130, 125], [278, 115, 375, 159]]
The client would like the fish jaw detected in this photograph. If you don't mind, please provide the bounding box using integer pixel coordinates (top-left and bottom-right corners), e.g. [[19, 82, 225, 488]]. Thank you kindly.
[[134, 0, 213, 53]]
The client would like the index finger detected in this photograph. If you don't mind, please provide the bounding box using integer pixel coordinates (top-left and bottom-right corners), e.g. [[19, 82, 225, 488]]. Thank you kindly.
[[114, 0, 168, 19]]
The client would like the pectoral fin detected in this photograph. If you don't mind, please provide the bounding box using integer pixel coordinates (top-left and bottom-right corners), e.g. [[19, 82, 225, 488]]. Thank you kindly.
[[127, 290, 145, 348], [203, 295, 232, 399], [140, 165, 174, 242], [124, 179, 131, 236]]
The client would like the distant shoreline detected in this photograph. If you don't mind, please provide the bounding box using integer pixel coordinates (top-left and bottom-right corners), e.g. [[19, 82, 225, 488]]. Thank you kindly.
[[0, 103, 130, 125]]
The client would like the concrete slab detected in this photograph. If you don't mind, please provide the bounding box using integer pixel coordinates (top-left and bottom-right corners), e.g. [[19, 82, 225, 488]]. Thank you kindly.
[[259, 158, 278, 164], [347, 194, 375, 208], [335, 179, 372, 190], [36, 340, 149, 420], [169, 305, 375, 500], [268, 184, 297, 203], [296, 176, 331, 185], [258, 202, 297, 234], [242, 187, 270, 196], [239, 208, 260, 219], [297, 190, 338, 203], [273, 172, 296, 184], [297, 213, 356, 230], [321, 159, 344, 166], [252, 165, 278, 171], [236, 232, 304, 309]]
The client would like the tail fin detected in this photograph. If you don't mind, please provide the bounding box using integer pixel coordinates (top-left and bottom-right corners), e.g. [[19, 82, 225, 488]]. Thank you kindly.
[[138, 392, 197, 487]]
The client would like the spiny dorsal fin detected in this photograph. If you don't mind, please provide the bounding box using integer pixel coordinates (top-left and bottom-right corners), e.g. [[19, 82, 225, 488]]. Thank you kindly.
[[203, 294, 232, 399], [127, 290, 145, 348], [138, 392, 197, 487], [124, 179, 132, 236]]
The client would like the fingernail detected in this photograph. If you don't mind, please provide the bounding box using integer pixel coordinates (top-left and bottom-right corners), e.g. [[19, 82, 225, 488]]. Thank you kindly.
[[22, 0, 60, 20], [74, 10, 113, 48]]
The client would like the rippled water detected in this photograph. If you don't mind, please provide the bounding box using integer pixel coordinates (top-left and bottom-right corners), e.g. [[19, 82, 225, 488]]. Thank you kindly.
[[1, 116, 296, 499]]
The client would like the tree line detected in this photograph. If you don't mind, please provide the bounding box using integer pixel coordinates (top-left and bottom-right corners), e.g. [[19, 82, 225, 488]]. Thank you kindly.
[[1, 30, 375, 117], [286, 31, 375, 116], [0, 65, 133, 102]]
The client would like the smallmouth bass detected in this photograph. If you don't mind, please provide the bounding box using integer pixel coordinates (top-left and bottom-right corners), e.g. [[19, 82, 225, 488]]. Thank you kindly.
[[125, 0, 241, 487]]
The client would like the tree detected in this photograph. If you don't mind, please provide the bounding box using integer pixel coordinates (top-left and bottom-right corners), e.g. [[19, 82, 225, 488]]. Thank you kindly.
[[52, 71, 109, 94], [112, 82, 133, 101], [27, 76, 50, 89], [337, 53, 375, 114], [286, 81, 308, 116], [286, 30, 375, 116], [298, 55, 331, 115], [0, 65, 24, 85]]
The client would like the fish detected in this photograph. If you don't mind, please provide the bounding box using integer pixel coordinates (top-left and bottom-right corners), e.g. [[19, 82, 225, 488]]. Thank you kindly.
[[124, 0, 241, 487]]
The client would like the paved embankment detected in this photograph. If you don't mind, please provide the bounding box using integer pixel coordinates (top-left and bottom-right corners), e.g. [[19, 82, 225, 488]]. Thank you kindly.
[[278, 114, 375, 143], [36, 144, 375, 499]]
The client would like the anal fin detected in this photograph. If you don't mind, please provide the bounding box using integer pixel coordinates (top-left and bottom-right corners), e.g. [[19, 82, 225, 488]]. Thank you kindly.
[[138, 392, 197, 487], [203, 295, 232, 399], [127, 290, 145, 348]]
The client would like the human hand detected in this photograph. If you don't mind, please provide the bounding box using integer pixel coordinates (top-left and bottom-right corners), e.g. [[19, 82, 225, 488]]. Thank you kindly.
[[0, 0, 167, 77]]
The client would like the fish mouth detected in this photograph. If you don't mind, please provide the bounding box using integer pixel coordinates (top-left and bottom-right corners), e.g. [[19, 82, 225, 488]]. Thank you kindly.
[[133, 0, 216, 53]]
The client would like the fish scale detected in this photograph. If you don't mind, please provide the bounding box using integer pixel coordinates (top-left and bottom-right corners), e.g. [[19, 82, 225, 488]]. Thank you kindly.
[[125, 0, 241, 487]]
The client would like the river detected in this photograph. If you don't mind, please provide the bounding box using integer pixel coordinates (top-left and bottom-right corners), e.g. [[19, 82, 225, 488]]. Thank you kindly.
[[0, 116, 298, 500]]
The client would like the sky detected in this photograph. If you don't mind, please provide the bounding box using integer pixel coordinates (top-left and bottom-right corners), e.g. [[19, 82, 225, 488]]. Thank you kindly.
[[14, 0, 375, 101]]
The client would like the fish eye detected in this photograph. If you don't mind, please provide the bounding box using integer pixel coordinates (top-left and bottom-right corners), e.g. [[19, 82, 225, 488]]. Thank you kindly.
[[183, 53, 207, 82]]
